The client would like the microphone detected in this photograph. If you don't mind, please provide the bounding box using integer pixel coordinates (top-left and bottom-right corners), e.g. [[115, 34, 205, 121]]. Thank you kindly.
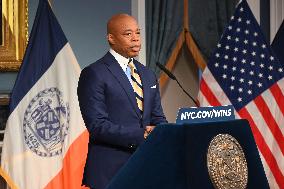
[[156, 62, 199, 107]]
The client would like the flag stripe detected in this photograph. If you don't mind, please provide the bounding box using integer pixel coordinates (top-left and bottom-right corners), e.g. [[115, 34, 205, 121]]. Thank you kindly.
[[44, 130, 89, 189], [270, 83, 284, 118], [254, 96, 284, 155], [260, 153, 280, 189], [197, 92, 210, 106], [200, 79, 221, 106], [238, 108, 284, 187], [244, 101, 284, 174], [200, 69, 233, 105], [277, 75, 284, 94], [199, 70, 241, 119], [263, 85, 284, 136]]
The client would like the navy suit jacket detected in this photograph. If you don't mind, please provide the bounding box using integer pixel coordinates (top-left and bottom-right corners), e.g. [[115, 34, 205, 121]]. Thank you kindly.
[[78, 52, 167, 189]]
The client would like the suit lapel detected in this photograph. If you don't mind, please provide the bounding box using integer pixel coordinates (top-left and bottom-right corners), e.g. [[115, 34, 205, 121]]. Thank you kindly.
[[104, 53, 141, 118]]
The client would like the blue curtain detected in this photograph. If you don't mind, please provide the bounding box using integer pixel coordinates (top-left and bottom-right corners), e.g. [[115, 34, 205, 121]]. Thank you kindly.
[[188, 0, 237, 61], [146, 0, 237, 74], [146, 0, 184, 74]]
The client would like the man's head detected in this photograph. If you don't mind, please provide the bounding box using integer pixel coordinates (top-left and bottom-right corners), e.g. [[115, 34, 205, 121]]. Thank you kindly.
[[107, 14, 141, 58]]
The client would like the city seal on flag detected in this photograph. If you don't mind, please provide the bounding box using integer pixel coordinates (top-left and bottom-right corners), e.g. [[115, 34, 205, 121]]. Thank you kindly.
[[207, 134, 248, 189], [23, 87, 70, 157]]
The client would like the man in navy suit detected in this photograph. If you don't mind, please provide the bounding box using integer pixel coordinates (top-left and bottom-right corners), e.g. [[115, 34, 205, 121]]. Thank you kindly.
[[78, 14, 167, 189]]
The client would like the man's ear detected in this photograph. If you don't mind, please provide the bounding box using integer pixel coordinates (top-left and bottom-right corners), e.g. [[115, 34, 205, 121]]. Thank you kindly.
[[107, 34, 115, 45]]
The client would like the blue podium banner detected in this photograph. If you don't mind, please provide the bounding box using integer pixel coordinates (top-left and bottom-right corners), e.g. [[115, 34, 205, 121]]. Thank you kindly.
[[176, 105, 235, 124]]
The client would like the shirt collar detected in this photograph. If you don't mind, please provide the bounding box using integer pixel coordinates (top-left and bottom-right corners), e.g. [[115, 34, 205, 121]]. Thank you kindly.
[[109, 49, 130, 72]]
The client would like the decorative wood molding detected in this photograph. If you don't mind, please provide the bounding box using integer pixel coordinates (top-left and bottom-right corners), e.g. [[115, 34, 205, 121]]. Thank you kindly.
[[0, 94, 10, 106], [159, 31, 184, 89], [185, 30, 206, 70]]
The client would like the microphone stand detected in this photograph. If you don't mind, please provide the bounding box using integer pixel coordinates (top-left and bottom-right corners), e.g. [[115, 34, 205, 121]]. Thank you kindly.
[[156, 62, 199, 107], [174, 78, 199, 107]]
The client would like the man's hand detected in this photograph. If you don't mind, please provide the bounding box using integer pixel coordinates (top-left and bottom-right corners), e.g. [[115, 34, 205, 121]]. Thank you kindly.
[[144, 126, 155, 139]]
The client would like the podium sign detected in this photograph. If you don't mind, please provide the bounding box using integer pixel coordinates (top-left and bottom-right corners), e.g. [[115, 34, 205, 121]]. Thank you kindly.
[[176, 105, 235, 124]]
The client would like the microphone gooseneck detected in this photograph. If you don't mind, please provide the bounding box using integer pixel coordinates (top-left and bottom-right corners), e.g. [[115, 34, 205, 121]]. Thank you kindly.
[[156, 62, 176, 80], [156, 62, 199, 107]]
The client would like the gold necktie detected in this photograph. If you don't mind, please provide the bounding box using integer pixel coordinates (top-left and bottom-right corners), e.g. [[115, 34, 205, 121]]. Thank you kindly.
[[128, 59, 143, 112]]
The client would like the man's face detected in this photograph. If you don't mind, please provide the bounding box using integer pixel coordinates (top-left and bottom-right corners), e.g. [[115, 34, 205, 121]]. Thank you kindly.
[[108, 17, 141, 58]]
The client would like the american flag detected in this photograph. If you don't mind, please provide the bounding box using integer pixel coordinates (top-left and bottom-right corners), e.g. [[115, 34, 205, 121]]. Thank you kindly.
[[198, 0, 284, 188]]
